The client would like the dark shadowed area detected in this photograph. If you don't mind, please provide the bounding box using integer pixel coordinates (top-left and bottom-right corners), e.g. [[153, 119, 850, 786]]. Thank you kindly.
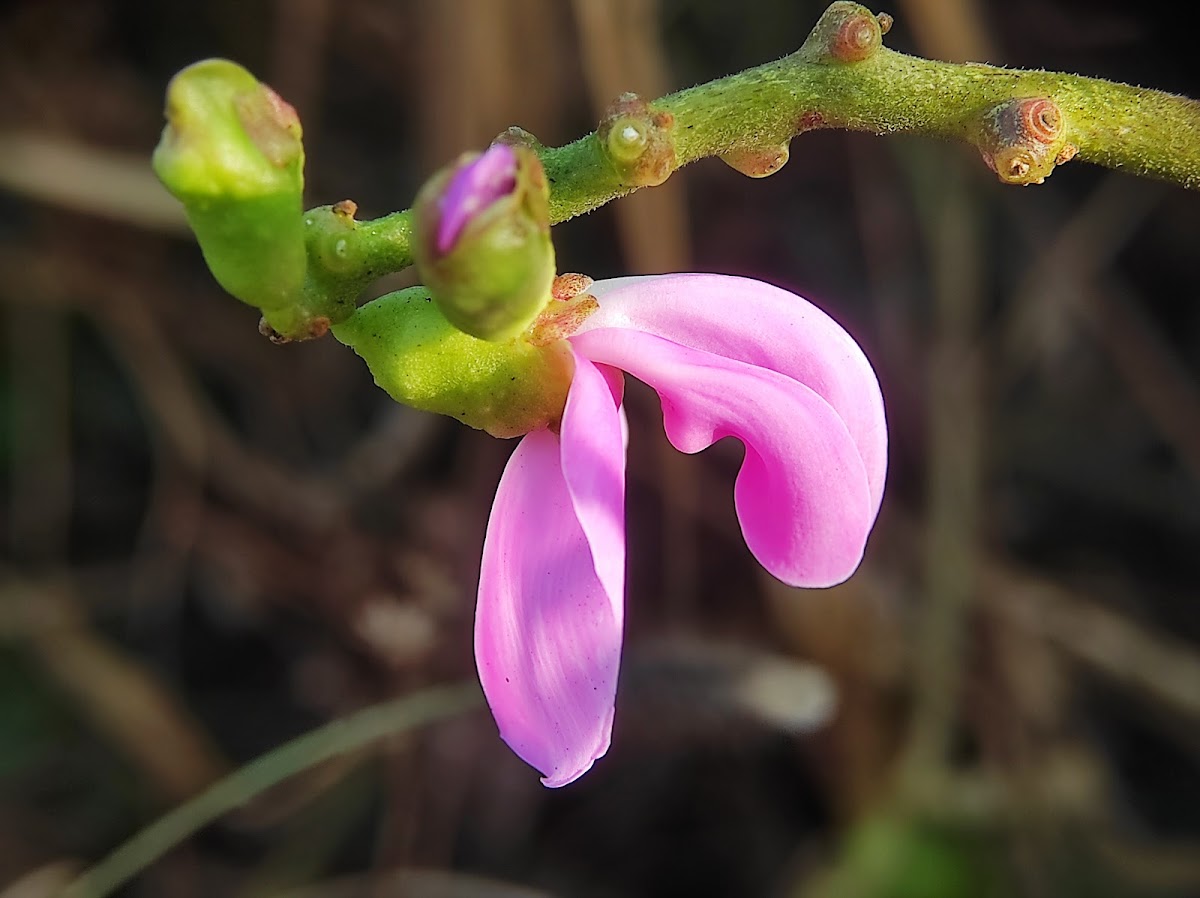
[[2, 0, 1198, 896]]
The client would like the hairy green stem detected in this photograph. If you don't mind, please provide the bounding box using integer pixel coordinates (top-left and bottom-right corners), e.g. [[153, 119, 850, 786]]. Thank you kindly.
[[61, 682, 482, 898], [304, 0, 1200, 301]]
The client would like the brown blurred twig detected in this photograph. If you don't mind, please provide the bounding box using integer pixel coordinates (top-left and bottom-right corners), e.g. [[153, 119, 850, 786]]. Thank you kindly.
[[902, 153, 986, 787], [0, 577, 229, 802], [570, 0, 700, 620], [1003, 176, 1200, 484], [5, 303, 71, 564], [895, 0, 998, 63], [569, 0, 690, 274], [0, 133, 187, 233], [982, 563, 1200, 726]]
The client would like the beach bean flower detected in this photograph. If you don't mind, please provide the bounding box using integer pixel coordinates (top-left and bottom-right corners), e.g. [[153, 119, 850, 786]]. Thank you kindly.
[[332, 146, 886, 788], [472, 273, 887, 786]]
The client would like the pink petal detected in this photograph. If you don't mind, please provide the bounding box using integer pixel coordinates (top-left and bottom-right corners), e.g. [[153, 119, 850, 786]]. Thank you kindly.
[[571, 327, 874, 588], [561, 349, 628, 616], [474, 355, 626, 787], [580, 274, 886, 516]]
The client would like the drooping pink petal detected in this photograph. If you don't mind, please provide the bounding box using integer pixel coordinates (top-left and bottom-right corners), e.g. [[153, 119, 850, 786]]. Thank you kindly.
[[579, 274, 886, 516], [571, 327, 874, 588], [474, 354, 626, 787]]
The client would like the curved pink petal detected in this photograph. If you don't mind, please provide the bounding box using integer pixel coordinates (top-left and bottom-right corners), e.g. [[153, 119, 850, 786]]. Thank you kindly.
[[561, 349, 628, 616], [474, 355, 626, 787], [580, 274, 886, 516], [572, 327, 873, 587]]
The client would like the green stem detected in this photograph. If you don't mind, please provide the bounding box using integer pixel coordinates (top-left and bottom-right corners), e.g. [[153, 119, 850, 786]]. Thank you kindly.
[[61, 682, 482, 898], [307, 1, 1200, 290]]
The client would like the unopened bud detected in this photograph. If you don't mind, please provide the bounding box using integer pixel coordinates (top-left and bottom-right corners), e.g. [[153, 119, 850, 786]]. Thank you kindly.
[[413, 144, 556, 342], [153, 59, 307, 311]]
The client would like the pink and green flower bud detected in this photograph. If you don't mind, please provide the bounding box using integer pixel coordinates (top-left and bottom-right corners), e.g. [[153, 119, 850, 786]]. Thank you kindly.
[[331, 286, 573, 439], [412, 144, 556, 342], [152, 59, 306, 312]]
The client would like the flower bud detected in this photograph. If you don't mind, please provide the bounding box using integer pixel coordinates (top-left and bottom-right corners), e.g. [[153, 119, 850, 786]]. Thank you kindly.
[[412, 144, 556, 342], [152, 59, 307, 311]]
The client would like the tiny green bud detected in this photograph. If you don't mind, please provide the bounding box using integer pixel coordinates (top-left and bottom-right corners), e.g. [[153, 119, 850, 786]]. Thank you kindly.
[[412, 144, 556, 342], [607, 117, 650, 164], [332, 287, 573, 439], [153, 59, 306, 311]]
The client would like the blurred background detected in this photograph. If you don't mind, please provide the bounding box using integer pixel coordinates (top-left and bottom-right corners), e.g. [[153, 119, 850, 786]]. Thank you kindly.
[[2, 0, 1199, 895]]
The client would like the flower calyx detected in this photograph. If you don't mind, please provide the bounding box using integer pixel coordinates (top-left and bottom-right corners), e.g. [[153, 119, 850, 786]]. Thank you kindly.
[[331, 271, 601, 438], [332, 286, 575, 439]]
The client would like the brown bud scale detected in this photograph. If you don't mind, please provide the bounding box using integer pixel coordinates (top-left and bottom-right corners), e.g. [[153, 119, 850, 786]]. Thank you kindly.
[[527, 293, 600, 346], [236, 86, 302, 168], [979, 97, 1069, 186], [1055, 144, 1079, 165], [1022, 98, 1063, 144], [832, 14, 881, 62], [552, 273, 595, 301]]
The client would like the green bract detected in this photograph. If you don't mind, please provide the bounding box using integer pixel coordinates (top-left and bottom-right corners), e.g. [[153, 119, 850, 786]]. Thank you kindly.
[[413, 147, 556, 342], [152, 59, 306, 315], [332, 287, 574, 439]]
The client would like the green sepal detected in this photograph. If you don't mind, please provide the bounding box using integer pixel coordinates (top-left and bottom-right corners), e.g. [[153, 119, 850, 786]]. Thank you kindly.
[[332, 287, 574, 439]]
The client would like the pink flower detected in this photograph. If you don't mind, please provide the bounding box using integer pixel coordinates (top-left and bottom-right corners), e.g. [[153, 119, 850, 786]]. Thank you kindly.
[[474, 273, 887, 787]]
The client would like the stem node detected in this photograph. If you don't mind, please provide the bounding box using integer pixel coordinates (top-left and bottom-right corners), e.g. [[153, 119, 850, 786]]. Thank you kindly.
[[598, 92, 677, 187], [978, 97, 1070, 186], [720, 142, 791, 178], [800, 1, 885, 64], [494, 125, 543, 151]]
